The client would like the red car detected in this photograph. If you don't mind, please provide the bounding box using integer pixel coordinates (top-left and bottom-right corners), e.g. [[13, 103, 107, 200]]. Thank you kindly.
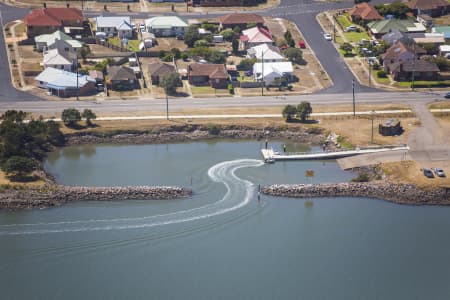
[[298, 40, 306, 48]]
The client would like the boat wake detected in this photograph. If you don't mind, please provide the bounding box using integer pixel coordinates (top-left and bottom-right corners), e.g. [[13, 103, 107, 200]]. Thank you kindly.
[[0, 159, 264, 235]]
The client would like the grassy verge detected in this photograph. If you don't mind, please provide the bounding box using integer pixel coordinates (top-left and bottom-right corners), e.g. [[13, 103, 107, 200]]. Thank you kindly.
[[191, 86, 229, 96], [371, 69, 390, 84], [429, 101, 450, 110], [395, 80, 450, 88], [337, 14, 352, 28]]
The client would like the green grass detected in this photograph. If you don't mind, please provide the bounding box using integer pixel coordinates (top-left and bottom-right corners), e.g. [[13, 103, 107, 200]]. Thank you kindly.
[[107, 37, 141, 52], [395, 80, 450, 88], [337, 14, 352, 29], [191, 86, 228, 95], [343, 31, 370, 43], [237, 71, 254, 83]]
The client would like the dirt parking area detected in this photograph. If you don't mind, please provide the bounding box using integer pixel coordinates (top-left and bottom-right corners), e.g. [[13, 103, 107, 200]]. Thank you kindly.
[[152, 38, 188, 52]]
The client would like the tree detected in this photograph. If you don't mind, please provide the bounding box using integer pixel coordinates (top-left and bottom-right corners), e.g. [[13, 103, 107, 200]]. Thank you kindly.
[[171, 48, 181, 60], [340, 42, 354, 56], [160, 73, 182, 96], [79, 46, 90, 62], [237, 58, 256, 70], [232, 38, 239, 54], [284, 30, 295, 48], [282, 105, 297, 122], [207, 50, 226, 64], [2, 156, 37, 181], [220, 29, 234, 41], [425, 56, 450, 71], [375, 2, 410, 19], [184, 25, 200, 47], [82, 109, 96, 127], [296, 101, 312, 122], [283, 48, 303, 64], [61, 108, 81, 127], [1, 110, 27, 123], [194, 39, 209, 48]]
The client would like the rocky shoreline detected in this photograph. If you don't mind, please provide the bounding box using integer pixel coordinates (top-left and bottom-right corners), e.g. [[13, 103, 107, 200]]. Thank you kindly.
[[65, 124, 324, 145], [262, 182, 450, 205], [0, 185, 192, 210]]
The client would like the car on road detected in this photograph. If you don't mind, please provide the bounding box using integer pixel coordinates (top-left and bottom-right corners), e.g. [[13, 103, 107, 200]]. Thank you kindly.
[[323, 33, 332, 41], [434, 168, 446, 177], [346, 25, 358, 32], [423, 168, 434, 178], [445, 92, 450, 99]]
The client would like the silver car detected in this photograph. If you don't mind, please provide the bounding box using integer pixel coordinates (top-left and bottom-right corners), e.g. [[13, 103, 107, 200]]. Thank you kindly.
[[434, 168, 446, 177]]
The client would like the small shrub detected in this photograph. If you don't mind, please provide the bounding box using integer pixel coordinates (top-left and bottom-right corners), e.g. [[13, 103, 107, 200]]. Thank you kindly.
[[377, 70, 387, 78], [206, 124, 221, 135], [11, 59, 17, 65], [351, 172, 370, 182]]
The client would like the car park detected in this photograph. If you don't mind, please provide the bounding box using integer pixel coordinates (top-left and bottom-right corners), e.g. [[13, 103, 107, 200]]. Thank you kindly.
[[434, 168, 446, 177], [323, 33, 332, 41], [423, 168, 434, 178]]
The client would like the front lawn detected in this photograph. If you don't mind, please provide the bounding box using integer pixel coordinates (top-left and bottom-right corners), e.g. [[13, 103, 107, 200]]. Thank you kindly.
[[107, 37, 141, 52], [395, 80, 450, 88], [343, 31, 370, 43], [337, 14, 352, 29], [371, 69, 390, 84], [191, 86, 229, 96]]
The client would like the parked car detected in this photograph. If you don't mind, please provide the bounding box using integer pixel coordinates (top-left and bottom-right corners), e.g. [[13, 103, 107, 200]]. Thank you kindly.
[[434, 168, 446, 177], [323, 33, 332, 41], [346, 25, 358, 32], [298, 40, 306, 49], [176, 34, 184, 40], [245, 70, 253, 76], [423, 168, 434, 178], [445, 92, 450, 99]]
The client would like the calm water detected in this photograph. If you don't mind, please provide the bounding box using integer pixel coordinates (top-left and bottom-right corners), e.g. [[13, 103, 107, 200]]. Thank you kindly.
[[1, 140, 450, 299]]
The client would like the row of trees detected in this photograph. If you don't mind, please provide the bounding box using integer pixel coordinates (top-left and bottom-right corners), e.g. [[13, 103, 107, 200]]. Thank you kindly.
[[0, 110, 65, 181], [282, 102, 313, 122], [61, 108, 97, 128]]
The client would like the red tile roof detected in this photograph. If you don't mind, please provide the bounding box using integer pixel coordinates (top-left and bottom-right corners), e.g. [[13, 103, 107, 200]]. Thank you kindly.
[[188, 64, 228, 79], [349, 2, 383, 21], [218, 13, 264, 26], [407, 0, 450, 10], [24, 8, 83, 26]]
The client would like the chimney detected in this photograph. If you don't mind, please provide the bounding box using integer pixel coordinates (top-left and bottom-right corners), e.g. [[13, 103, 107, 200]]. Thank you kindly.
[[43, 2, 46, 8], [66, 3, 70, 8]]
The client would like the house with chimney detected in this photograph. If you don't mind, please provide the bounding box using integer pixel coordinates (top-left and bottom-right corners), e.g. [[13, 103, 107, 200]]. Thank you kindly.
[[218, 13, 264, 30], [24, 7, 84, 39], [188, 63, 229, 88], [348, 2, 383, 24], [240, 27, 273, 50], [382, 39, 426, 72], [388, 60, 440, 81], [406, 0, 450, 18]]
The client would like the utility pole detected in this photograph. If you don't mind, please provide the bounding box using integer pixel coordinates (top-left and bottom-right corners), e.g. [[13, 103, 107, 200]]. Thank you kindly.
[[261, 50, 264, 96], [352, 79, 355, 117], [166, 94, 169, 120], [76, 55, 79, 101], [333, 15, 336, 43], [411, 42, 416, 91], [368, 60, 371, 87], [371, 110, 375, 144]]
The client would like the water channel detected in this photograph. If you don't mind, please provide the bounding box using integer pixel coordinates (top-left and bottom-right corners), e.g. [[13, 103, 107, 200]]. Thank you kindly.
[[1, 140, 450, 299]]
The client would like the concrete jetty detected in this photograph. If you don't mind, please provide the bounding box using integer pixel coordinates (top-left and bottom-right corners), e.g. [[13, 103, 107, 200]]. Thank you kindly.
[[261, 146, 409, 163]]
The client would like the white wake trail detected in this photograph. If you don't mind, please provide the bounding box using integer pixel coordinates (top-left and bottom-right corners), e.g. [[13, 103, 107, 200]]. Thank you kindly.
[[0, 159, 263, 235]]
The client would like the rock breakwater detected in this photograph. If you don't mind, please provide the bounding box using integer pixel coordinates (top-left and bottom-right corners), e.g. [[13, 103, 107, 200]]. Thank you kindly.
[[262, 182, 450, 205], [0, 185, 192, 210]]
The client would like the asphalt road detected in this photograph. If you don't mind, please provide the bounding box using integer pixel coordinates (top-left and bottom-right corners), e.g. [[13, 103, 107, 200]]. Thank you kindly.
[[0, 91, 444, 115]]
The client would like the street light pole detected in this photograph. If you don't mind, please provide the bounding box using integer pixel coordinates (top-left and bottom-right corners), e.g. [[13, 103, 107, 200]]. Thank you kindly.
[[166, 94, 169, 120], [261, 51, 264, 96], [371, 110, 375, 144], [76, 56, 79, 101], [352, 79, 355, 117], [368, 61, 371, 87]]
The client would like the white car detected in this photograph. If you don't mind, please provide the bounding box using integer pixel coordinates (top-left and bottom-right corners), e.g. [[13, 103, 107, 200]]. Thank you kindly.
[[323, 33, 332, 41], [346, 25, 358, 32]]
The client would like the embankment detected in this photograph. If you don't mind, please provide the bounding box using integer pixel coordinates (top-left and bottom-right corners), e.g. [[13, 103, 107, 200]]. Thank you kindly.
[[0, 185, 192, 210], [65, 124, 324, 145], [262, 182, 450, 205]]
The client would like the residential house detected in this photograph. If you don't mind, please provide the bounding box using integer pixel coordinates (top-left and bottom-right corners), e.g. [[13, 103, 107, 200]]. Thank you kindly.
[[382, 39, 426, 71], [240, 27, 273, 50], [253, 61, 293, 85], [144, 16, 188, 37], [43, 45, 77, 71], [367, 19, 426, 38], [417, 14, 434, 28], [406, 0, 450, 18], [150, 0, 185, 2], [147, 62, 176, 85], [413, 33, 446, 47], [348, 2, 383, 24], [381, 30, 406, 45], [140, 32, 156, 49], [107, 65, 137, 90], [191, 0, 265, 7], [388, 59, 440, 81], [218, 13, 264, 30], [95, 16, 133, 39], [188, 63, 229, 88], [432, 26, 450, 40], [439, 45, 450, 58], [247, 44, 284, 62], [35, 67, 96, 97], [24, 7, 84, 38], [35, 30, 82, 52]]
